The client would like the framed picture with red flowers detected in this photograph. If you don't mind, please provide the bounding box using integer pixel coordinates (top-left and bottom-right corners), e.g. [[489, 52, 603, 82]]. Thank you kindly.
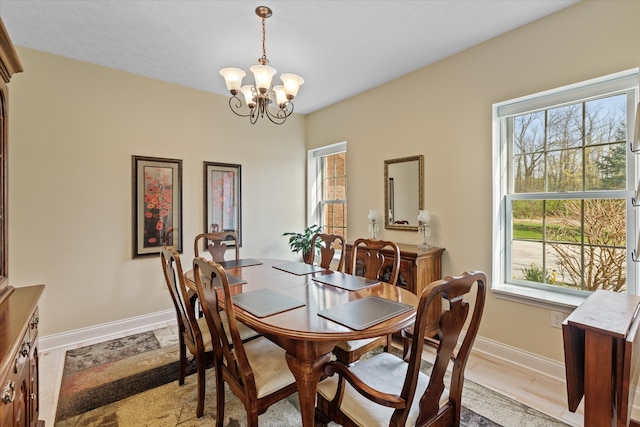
[[132, 155, 183, 258], [203, 162, 241, 247]]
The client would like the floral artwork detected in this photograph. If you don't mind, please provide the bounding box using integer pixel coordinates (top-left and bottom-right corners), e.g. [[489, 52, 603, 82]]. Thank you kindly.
[[210, 170, 236, 232], [133, 156, 182, 257], [204, 162, 241, 246], [143, 166, 174, 248]]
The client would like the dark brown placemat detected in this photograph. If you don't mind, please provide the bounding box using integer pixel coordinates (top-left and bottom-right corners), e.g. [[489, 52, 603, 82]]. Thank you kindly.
[[219, 259, 263, 268], [231, 288, 305, 317], [312, 271, 379, 291], [273, 261, 326, 275], [318, 296, 413, 330]]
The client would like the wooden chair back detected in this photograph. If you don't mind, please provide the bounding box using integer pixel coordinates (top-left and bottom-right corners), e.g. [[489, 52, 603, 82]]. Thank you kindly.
[[194, 231, 239, 263], [351, 238, 401, 285], [308, 233, 346, 271], [160, 247, 212, 418], [316, 271, 487, 427], [193, 257, 247, 376], [192, 257, 297, 426], [412, 271, 486, 426]]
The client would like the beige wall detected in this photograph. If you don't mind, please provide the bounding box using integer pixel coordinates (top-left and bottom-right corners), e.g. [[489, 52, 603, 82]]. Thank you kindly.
[[306, 1, 640, 362], [6, 1, 640, 363], [8, 48, 307, 336]]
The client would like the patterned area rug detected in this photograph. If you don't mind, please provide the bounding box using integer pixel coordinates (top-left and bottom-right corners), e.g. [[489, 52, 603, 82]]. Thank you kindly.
[[54, 326, 569, 426]]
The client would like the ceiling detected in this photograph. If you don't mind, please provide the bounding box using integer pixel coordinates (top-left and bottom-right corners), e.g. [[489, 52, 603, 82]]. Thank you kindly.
[[0, 0, 579, 115]]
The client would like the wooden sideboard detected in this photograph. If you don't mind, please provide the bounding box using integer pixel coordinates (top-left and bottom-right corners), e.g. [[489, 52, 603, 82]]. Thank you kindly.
[[0, 285, 45, 427], [344, 242, 445, 338]]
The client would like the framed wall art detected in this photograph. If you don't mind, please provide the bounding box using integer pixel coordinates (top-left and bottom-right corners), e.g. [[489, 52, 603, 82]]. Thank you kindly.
[[203, 162, 241, 246], [132, 155, 182, 257]]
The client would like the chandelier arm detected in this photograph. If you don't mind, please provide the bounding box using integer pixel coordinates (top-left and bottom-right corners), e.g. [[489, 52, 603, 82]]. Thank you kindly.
[[264, 110, 286, 125], [228, 96, 253, 118], [264, 103, 292, 125], [249, 108, 259, 124]]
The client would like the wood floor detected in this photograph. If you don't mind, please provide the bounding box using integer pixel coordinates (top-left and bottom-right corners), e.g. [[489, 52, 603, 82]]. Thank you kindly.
[[37, 331, 606, 426]]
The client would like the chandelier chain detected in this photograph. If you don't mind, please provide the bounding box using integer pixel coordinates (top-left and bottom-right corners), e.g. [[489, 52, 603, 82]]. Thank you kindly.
[[259, 16, 268, 65]]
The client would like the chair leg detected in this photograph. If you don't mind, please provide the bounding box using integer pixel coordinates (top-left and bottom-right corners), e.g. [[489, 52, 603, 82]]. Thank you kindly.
[[178, 340, 186, 385], [196, 355, 206, 418], [247, 411, 259, 427], [215, 367, 225, 427]]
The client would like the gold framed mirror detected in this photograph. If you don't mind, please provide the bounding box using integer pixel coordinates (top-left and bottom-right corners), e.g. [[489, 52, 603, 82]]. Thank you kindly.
[[384, 155, 424, 231]]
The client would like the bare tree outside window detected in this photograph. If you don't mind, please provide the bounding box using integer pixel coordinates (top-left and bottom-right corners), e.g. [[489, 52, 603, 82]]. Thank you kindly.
[[510, 94, 629, 292]]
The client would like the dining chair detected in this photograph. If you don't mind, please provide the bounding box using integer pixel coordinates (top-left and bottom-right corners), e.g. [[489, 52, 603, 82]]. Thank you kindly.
[[192, 257, 299, 427], [316, 271, 487, 427], [307, 232, 346, 271], [160, 246, 214, 418], [332, 238, 401, 364], [194, 231, 240, 262]]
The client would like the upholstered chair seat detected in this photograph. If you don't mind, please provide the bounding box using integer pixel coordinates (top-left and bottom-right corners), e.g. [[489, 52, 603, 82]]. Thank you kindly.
[[317, 352, 447, 426], [242, 337, 296, 398]]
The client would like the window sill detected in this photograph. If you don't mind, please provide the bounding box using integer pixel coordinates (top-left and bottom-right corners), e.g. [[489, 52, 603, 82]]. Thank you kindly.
[[491, 283, 585, 314]]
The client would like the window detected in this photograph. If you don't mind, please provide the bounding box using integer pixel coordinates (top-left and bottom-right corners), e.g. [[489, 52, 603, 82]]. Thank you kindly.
[[493, 70, 639, 306], [308, 142, 347, 240]]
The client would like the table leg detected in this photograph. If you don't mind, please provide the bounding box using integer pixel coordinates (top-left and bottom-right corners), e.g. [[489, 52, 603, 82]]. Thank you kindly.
[[285, 351, 332, 427]]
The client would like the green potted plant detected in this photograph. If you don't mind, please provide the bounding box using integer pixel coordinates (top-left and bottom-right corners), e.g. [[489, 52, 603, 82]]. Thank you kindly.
[[282, 224, 322, 263]]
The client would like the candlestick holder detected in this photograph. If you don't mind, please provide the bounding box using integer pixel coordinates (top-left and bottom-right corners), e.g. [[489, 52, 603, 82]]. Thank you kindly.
[[367, 209, 380, 239], [417, 209, 431, 249], [418, 221, 431, 249], [368, 219, 379, 239]]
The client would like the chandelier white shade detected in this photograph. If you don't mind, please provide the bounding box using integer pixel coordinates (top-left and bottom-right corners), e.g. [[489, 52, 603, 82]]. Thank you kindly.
[[219, 6, 304, 125]]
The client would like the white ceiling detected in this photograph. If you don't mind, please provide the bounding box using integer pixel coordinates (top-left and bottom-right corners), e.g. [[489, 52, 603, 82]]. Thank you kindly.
[[0, 0, 579, 114]]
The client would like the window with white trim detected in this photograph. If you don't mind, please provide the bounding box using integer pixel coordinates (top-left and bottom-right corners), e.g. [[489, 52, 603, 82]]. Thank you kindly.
[[493, 70, 639, 303], [308, 142, 347, 239]]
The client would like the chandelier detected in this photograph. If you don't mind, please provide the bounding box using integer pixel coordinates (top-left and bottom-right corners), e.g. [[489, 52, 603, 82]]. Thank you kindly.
[[219, 6, 304, 125]]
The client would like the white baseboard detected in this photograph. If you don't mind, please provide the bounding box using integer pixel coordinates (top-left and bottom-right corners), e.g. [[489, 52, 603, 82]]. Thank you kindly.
[[39, 309, 176, 352], [471, 335, 566, 381], [471, 334, 640, 416]]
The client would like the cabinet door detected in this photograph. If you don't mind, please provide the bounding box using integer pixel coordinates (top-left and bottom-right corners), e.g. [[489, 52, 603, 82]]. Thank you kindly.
[[28, 344, 38, 426], [12, 336, 30, 427], [0, 374, 15, 427], [398, 259, 415, 293]]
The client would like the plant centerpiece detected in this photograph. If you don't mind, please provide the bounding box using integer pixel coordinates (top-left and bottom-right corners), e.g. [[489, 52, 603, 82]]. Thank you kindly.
[[282, 224, 322, 263]]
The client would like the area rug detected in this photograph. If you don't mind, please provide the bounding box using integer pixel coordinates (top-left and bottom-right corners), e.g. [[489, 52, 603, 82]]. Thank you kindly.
[[55, 326, 569, 426]]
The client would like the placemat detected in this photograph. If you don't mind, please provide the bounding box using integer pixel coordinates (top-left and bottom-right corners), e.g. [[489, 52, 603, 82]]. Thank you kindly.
[[226, 274, 247, 286], [312, 272, 379, 291], [273, 261, 326, 275], [231, 288, 305, 317], [219, 258, 263, 268], [317, 296, 413, 330]]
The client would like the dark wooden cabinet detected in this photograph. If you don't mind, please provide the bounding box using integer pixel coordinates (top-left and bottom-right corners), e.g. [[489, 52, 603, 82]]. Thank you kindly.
[[0, 18, 22, 304], [0, 18, 44, 427], [0, 286, 45, 427], [344, 242, 445, 337]]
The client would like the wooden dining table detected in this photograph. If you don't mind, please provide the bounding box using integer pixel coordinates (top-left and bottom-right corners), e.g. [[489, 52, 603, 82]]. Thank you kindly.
[[185, 258, 418, 427]]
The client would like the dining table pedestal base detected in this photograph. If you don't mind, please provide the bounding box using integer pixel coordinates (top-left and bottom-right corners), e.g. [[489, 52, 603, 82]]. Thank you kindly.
[[285, 348, 333, 427]]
